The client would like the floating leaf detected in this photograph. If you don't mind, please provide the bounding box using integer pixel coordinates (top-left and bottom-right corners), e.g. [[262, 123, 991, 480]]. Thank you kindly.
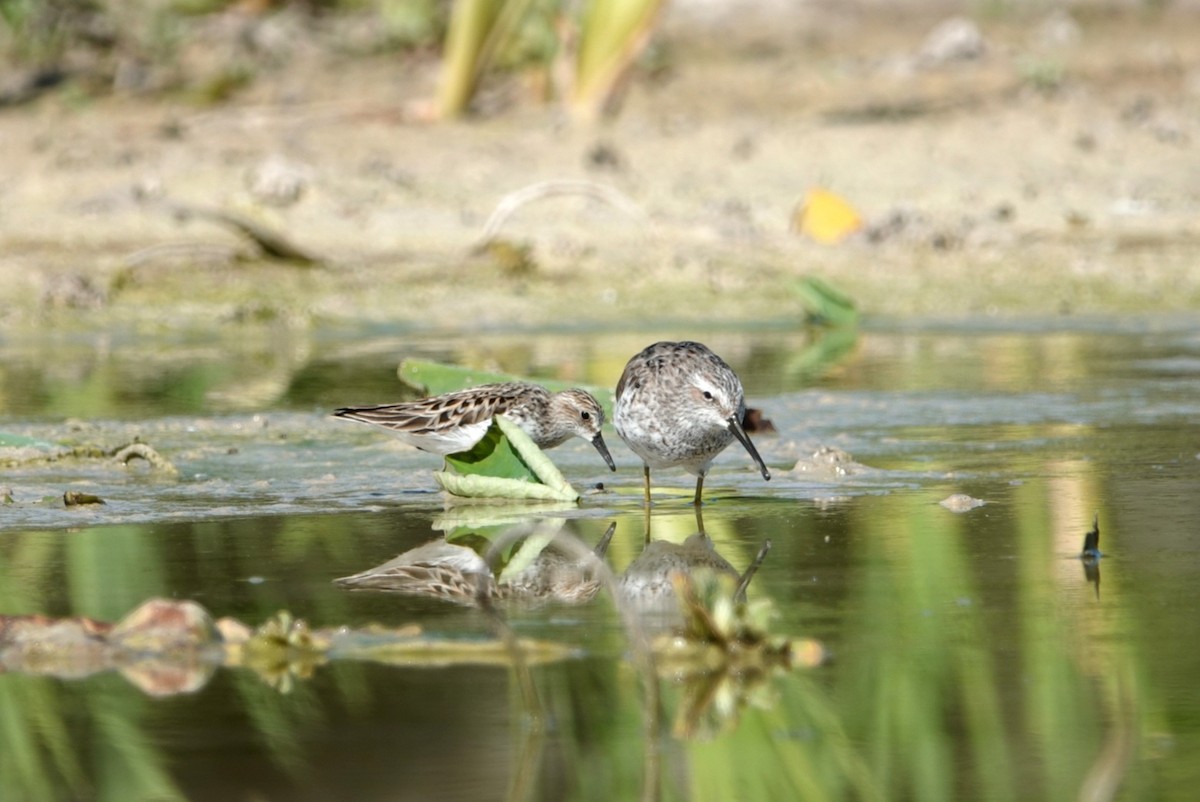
[[443, 418, 537, 481], [435, 473, 580, 501], [792, 187, 863, 244], [436, 416, 579, 502]]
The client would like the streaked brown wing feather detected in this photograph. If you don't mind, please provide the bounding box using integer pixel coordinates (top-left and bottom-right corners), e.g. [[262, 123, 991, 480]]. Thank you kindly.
[[334, 382, 532, 435]]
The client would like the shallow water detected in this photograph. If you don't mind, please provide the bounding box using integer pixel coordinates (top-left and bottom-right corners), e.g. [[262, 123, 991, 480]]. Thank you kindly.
[[2, 318, 1199, 801]]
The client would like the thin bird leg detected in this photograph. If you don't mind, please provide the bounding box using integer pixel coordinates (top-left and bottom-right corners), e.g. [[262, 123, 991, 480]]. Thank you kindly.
[[693, 474, 705, 506], [642, 465, 652, 506]]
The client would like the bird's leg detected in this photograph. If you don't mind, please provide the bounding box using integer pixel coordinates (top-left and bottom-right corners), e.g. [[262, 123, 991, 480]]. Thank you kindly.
[[642, 465, 652, 506], [692, 474, 705, 507]]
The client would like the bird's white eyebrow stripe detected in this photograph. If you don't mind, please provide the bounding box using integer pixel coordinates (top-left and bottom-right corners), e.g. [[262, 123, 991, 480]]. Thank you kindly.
[[692, 375, 722, 396]]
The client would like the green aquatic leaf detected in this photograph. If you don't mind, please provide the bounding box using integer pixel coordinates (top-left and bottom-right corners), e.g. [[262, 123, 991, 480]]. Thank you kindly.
[[398, 359, 614, 417], [792, 276, 859, 327], [443, 417, 537, 481], [494, 416, 576, 493], [435, 416, 579, 502], [434, 472, 579, 501]]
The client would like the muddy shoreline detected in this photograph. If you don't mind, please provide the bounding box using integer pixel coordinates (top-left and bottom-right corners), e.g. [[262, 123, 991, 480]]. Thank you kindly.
[[2, 4, 1198, 332]]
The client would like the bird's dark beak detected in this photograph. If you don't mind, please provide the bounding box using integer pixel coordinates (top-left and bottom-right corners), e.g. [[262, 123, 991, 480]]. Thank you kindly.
[[728, 416, 770, 480], [592, 433, 617, 471]]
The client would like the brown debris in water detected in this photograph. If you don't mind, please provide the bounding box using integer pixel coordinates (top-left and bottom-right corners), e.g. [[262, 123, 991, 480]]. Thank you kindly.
[[0, 597, 576, 696], [63, 490, 106, 506]]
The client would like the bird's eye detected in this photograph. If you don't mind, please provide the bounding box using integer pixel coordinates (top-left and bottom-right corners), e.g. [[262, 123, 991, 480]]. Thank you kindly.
[[703, 391, 713, 401], [581, 411, 591, 420]]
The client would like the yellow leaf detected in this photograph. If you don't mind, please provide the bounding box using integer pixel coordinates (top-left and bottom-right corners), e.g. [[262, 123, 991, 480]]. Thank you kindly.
[[792, 188, 863, 244]]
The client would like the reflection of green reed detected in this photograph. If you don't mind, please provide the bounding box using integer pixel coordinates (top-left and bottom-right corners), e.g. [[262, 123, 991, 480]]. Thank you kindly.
[[0, 677, 88, 799], [66, 525, 170, 619], [688, 675, 879, 801], [0, 514, 382, 801], [1, 527, 190, 801], [0, 488, 1162, 799], [840, 495, 1016, 800], [607, 488, 1153, 800], [829, 490, 1152, 801], [1011, 481, 1153, 799], [1016, 483, 1091, 798], [87, 679, 186, 801]]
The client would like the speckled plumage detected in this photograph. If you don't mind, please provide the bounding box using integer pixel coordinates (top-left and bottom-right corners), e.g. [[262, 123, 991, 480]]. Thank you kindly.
[[334, 382, 616, 469], [614, 341, 770, 504], [334, 526, 616, 606]]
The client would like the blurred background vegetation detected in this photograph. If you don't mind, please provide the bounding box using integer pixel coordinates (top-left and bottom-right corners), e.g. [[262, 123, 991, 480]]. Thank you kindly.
[[0, 0, 664, 118]]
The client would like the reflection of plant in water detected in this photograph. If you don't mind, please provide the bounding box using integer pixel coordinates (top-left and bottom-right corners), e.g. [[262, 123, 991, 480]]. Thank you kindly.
[[0, 483, 1166, 799], [654, 569, 825, 739], [0, 575, 185, 800], [230, 611, 329, 694]]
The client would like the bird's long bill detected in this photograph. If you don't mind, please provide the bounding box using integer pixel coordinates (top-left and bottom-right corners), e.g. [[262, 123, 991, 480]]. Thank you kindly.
[[728, 416, 771, 480], [592, 433, 618, 471]]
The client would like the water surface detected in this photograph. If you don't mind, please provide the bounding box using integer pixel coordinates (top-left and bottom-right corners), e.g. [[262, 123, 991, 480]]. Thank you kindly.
[[1, 319, 1197, 801]]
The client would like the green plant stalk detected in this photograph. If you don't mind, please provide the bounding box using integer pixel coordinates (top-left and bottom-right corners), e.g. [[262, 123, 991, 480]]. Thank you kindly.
[[571, 0, 667, 122], [437, 0, 505, 118], [437, 0, 540, 118]]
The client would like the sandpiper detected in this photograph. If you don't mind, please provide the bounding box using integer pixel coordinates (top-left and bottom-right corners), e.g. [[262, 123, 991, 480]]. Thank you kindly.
[[614, 341, 770, 504], [334, 382, 616, 470], [335, 524, 616, 605]]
